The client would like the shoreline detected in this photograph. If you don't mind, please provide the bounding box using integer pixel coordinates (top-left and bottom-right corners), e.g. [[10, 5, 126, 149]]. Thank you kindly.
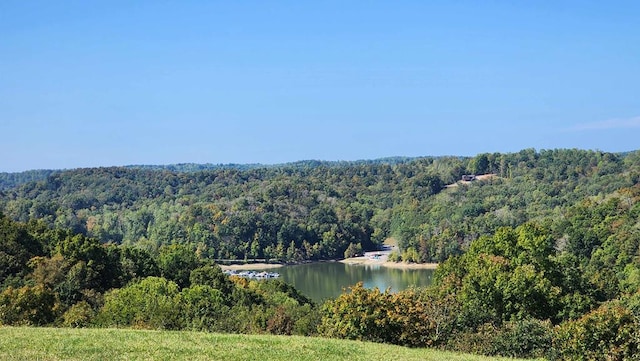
[[218, 258, 438, 271], [339, 256, 439, 270], [219, 263, 284, 271]]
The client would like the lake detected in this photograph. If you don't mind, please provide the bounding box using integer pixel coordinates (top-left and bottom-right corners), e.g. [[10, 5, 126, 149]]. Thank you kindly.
[[274, 262, 434, 303]]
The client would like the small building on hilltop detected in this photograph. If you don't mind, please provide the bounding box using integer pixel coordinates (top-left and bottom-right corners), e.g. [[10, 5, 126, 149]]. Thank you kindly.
[[461, 174, 476, 182]]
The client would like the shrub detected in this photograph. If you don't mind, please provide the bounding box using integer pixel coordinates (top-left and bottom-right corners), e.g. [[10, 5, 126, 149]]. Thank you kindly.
[[0, 285, 56, 326], [445, 319, 553, 358], [552, 303, 639, 360], [320, 284, 460, 347], [62, 301, 94, 328], [493, 318, 553, 358], [266, 305, 294, 335], [180, 284, 228, 332], [387, 251, 401, 262], [445, 323, 499, 356], [96, 276, 182, 330], [388, 288, 460, 347], [319, 283, 396, 343]]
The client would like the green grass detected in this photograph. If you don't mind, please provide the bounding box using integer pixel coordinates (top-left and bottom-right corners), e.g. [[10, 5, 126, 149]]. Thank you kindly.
[[0, 326, 531, 361]]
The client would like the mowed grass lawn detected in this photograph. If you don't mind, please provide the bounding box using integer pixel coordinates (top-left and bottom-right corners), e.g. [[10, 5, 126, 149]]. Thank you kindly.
[[0, 327, 534, 361]]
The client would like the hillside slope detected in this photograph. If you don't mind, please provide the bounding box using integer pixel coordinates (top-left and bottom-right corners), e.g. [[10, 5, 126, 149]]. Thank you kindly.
[[1, 149, 638, 264]]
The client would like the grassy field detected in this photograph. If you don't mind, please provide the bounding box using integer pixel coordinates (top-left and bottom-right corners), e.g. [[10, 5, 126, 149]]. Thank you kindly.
[[0, 327, 533, 361]]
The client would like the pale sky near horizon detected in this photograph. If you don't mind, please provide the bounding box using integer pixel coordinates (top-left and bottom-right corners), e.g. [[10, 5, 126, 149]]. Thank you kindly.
[[1, 1, 639, 172]]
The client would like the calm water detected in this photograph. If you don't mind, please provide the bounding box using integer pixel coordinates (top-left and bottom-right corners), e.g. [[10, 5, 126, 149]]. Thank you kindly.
[[274, 262, 434, 303]]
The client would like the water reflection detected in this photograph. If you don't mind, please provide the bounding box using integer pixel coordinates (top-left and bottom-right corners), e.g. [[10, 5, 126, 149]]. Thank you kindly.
[[273, 262, 434, 303]]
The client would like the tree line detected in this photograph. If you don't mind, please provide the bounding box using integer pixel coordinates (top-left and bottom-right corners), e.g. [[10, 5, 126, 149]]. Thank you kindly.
[[2, 148, 640, 359], [2, 149, 638, 265], [2, 178, 640, 359], [321, 182, 640, 359], [0, 214, 318, 335]]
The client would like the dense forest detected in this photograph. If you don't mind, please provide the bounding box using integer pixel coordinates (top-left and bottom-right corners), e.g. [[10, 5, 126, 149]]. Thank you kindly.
[[2, 148, 640, 359], [0, 215, 318, 335], [2, 149, 637, 264], [0, 169, 59, 191]]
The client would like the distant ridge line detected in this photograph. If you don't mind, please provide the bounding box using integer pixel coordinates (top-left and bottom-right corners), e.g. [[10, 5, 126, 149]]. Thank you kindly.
[[0, 156, 425, 190]]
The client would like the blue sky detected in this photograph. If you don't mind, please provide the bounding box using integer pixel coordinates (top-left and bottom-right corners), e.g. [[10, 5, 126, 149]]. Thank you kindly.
[[1, 1, 638, 172]]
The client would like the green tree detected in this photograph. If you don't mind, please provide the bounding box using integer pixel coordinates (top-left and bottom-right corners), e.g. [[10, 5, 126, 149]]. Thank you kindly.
[[468, 154, 489, 175], [118, 246, 160, 284], [180, 285, 228, 331], [343, 242, 362, 258], [438, 224, 565, 325], [189, 264, 234, 297], [61, 301, 94, 328], [0, 285, 56, 326], [158, 244, 200, 289], [0, 215, 43, 285], [388, 288, 460, 347], [97, 276, 182, 329], [319, 283, 396, 343], [54, 233, 116, 291], [552, 303, 639, 360]]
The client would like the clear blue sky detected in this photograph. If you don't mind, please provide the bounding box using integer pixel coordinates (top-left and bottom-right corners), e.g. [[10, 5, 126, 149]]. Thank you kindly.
[[1, 1, 638, 172]]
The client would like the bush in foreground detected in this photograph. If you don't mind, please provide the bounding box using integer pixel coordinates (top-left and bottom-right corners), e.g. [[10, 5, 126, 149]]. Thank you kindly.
[[551, 302, 640, 360]]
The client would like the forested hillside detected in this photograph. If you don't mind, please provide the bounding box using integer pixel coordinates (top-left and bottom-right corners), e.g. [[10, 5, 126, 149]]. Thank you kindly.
[[321, 181, 640, 358], [1, 149, 638, 263], [2, 148, 640, 359], [0, 169, 58, 191], [0, 214, 318, 335]]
